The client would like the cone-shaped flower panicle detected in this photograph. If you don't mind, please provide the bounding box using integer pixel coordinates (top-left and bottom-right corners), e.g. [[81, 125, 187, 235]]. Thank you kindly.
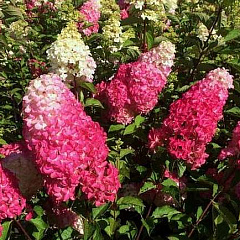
[[47, 22, 96, 82], [22, 74, 120, 205], [0, 141, 43, 199], [78, 0, 101, 36], [139, 41, 176, 77], [219, 121, 240, 160], [95, 41, 175, 124], [149, 68, 233, 169], [0, 162, 26, 236]]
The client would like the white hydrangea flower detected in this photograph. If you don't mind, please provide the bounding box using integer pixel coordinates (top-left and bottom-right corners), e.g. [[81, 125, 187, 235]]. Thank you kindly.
[[47, 22, 96, 82], [197, 23, 209, 42]]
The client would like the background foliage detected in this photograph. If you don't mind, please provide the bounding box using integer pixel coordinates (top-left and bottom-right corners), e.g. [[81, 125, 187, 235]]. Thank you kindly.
[[1, 0, 240, 239]]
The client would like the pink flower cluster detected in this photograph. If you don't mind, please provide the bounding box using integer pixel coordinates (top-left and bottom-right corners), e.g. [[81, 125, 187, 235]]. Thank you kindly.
[[219, 121, 240, 160], [149, 68, 233, 169], [0, 141, 43, 199], [0, 163, 26, 236], [95, 41, 175, 124], [118, 0, 130, 19], [28, 59, 48, 78], [25, 0, 56, 16], [96, 62, 166, 124], [22, 74, 120, 206], [78, 0, 101, 36]]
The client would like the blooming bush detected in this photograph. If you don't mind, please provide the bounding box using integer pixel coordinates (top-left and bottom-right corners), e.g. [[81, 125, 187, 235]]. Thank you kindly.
[[1, 0, 240, 239]]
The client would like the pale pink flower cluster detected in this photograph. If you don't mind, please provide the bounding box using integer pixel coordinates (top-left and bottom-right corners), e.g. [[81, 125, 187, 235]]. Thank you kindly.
[[139, 41, 176, 77], [95, 41, 175, 124], [149, 68, 233, 169], [0, 163, 26, 236], [219, 121, 240, 160], [78, 0, 101, 36], [22, 74, 120, 206], [0, 141, 43, 199]]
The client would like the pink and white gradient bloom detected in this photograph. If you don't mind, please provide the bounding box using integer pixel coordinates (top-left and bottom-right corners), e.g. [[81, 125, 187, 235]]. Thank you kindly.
[[22, 74, 120, 205], [78, 0, 101, 36], [95, 41, 175, 124], [149, 68, 233, 169]]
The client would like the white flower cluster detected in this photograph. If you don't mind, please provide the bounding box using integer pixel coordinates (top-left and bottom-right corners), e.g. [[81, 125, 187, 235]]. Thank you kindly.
[[125, 0, 178, 21], [197, 23, 209, 42], [47, 22, 96, 82]]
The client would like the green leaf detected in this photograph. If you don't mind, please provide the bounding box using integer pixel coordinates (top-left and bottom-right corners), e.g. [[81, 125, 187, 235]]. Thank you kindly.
[[224, 29, 240, 42], [212, 184, 218, 196], [123, 123, 136, 135], [84, 220, 95, 240], [117, 196, 145, 207], [196, 206, 203, 221], [108, 124, 125, 133], [213, 202, 237, 234], [134, 115, 145, 128], [146, 32, 154, 50], [32, 230, 45, 240], [225, 107, 240, 117], [177, 161, 186, 178], [60, 227, 73, 240], [0, 221, 12, 240], [120, 148, 134, 159], [152, 206, 180, 220], [139, 181, 156, 194], [30, 217, 48, 230], [4, 5, 23, 19], [92, 203, 109, 219], [34, 206, 44, 217], [79, 82, 96, 93], [84, 98, 104, 108]]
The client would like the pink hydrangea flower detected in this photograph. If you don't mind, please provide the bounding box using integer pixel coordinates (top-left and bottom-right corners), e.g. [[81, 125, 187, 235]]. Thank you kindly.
[[96, 61, 167, 124], [0, 163, 26, 235], [149, 68, 233, 169], [78, 0, 101, 36], [95, 41, 175, 124], [22, 74, 120, 205], [0, 141, 43, 199], [219, 122, 240, 160]]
